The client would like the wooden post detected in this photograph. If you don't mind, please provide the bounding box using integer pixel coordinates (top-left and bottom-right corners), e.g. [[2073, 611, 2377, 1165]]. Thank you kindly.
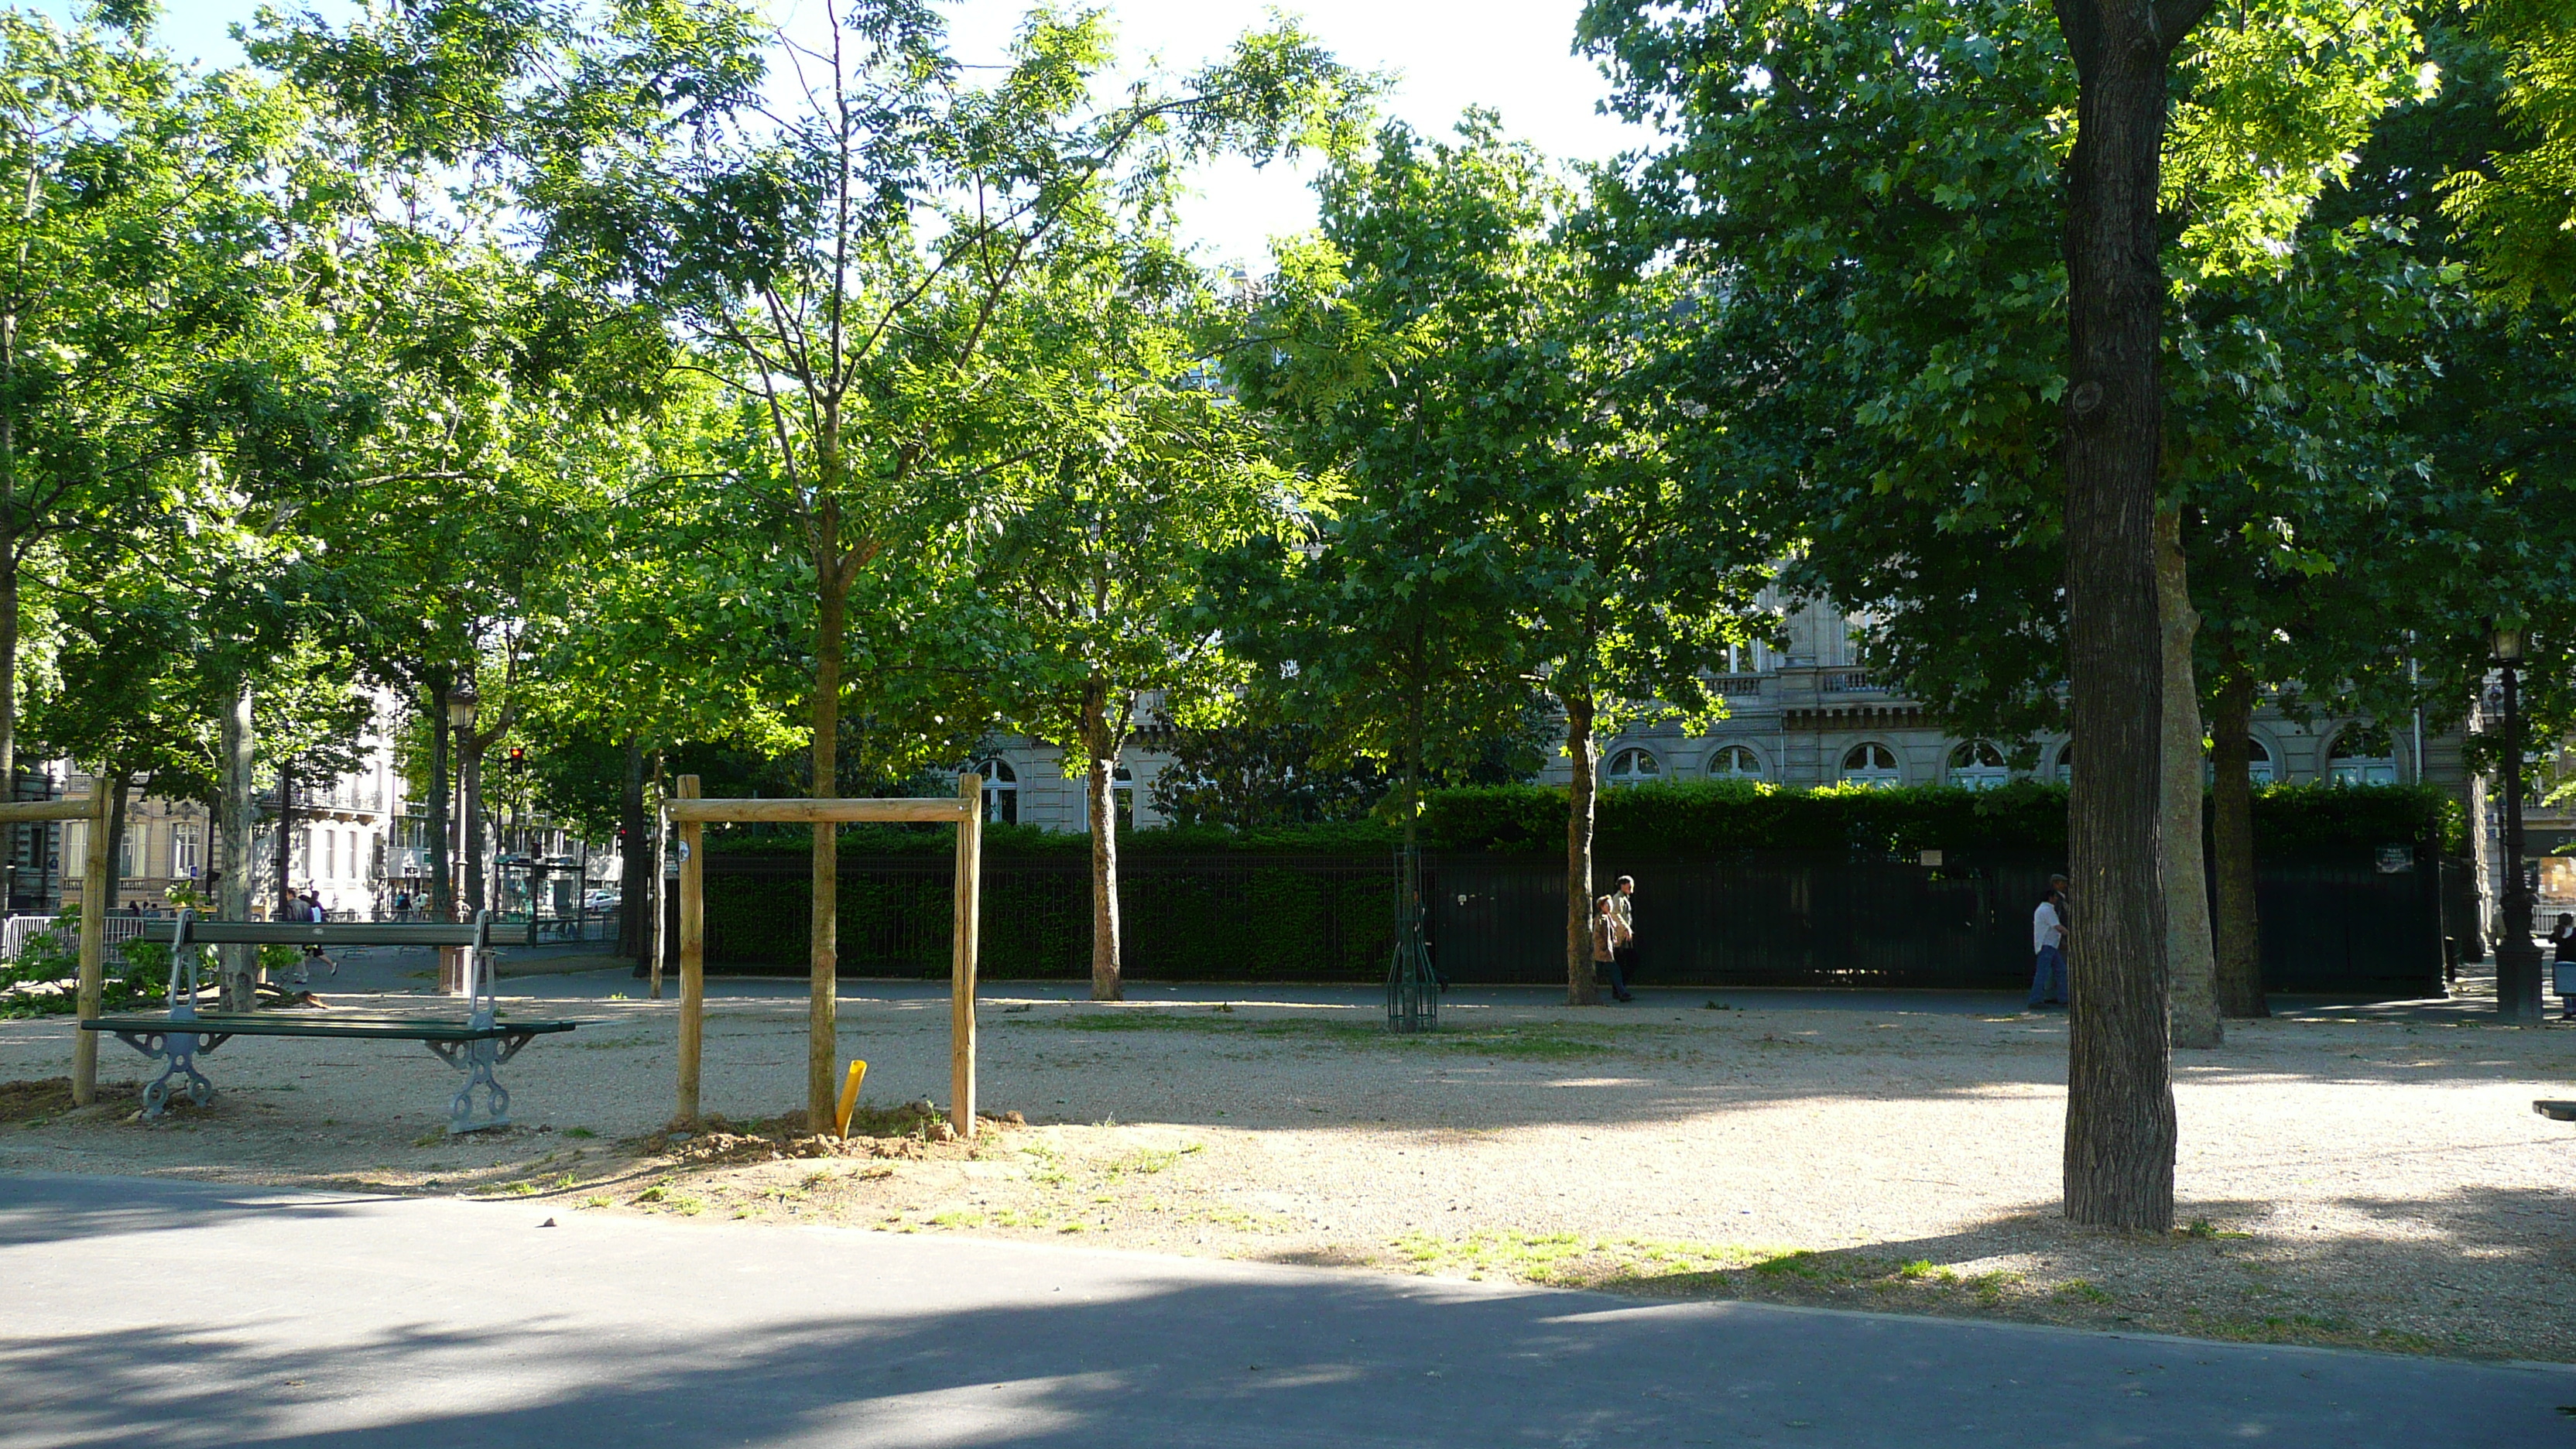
[[951, 772, 981, 1138], [676, 774, 704, 1128], [72, 786, 107, 1105]]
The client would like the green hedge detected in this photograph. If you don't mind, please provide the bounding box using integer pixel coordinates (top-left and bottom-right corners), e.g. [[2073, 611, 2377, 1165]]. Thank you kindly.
[[697, 778, 2458, 865], [701, 860, 1394, 979]]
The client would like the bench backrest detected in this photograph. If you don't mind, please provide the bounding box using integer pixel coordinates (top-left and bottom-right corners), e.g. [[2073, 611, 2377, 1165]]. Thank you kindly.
[[150, 909, 499, 1027], [146, 918, 489, 951]]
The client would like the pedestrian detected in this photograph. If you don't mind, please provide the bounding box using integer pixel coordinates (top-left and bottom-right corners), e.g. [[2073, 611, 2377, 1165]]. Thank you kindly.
[[298, 890, 336, 983], [393, 888, 411, 919], [2030, 879, 2068, 1010], [1608, 875, 1640, 992], [2553, 913, 2576, 1021], [1592, 895, 1632, 1003]]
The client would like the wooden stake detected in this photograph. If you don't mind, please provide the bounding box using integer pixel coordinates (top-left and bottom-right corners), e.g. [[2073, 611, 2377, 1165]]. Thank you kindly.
[[676, 773, 704, 1128], [951, 772, 981, 1138], [72, 786, 106, 1105]]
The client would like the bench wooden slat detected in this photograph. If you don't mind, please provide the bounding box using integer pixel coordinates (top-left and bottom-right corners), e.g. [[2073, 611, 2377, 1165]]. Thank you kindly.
[[84, 1012, 578, 1043]]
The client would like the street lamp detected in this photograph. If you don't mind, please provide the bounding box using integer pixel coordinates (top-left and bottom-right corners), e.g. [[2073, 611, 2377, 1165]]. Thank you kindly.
[[2492, 625, 2544, 1023]]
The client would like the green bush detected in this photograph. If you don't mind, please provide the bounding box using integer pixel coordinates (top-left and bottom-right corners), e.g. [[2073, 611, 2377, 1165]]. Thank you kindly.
[[700, 778, 2455, 868]]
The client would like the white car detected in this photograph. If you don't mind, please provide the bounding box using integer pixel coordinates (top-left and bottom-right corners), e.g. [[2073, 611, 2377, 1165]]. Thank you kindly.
[[584, 889, 621, 911]]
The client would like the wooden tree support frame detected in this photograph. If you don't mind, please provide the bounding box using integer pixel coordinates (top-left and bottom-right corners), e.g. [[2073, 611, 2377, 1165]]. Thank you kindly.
[[666, 773, 983, 1138], [5, 791, 115, 1105]]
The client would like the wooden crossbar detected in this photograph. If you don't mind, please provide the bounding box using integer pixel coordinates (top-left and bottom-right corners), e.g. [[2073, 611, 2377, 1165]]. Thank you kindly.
[[670, 776, 983, 1139], [664, 796, 971, 824]]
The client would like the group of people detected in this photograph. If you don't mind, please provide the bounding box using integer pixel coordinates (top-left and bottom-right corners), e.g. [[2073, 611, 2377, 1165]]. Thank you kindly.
[[1591, 875, 1639, 1002], [288, 889, 337, 986]]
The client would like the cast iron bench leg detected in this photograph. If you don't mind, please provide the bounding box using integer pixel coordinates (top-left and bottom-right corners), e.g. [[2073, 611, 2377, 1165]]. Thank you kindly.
[[429, 1033, 534, 1133], [111, 1030, 222, 1118]]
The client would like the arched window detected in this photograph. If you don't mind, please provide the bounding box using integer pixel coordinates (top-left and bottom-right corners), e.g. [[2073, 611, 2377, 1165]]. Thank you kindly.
[[2246, 737, 2275, 786], [1605, 748, 1662, 787], [1947, 740, 2010, 790], [968, 758, 1019, 824], [2054, 744, 2075, 784], [1708, 745, 1764, 781], [1839, 742, 1902, 787], [2328, 727, 2397, 786]]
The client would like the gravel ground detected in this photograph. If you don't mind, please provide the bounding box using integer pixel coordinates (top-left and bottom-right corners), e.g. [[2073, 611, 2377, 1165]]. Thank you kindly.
[[6, 975, 2574, 1362]]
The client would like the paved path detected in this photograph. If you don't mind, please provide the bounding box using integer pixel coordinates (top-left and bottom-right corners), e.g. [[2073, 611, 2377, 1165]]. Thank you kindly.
[[2, 1174, 2567, 1447]]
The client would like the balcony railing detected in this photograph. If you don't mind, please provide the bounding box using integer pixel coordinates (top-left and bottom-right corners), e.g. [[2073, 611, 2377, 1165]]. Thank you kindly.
[[1819, 669, 1884, 694]]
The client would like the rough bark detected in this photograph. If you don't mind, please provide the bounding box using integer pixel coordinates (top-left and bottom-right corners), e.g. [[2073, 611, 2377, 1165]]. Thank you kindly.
[[275, 761, 295, 916], [618, 734, 648, 962], [1564, 692, 1601, 1006], [218, 685, 257, 1008], [810, 561, 844, 1125], [461, 742, 485, 916], [0, 553, 15, 909], [427, 680, 454, 924], [2054, 0, 2205, 1231], [103, 768, 130, 911], [2156, 510, 2220, 1048], [2208, 670, 2268, 1016], [1084, 683, 1125, 1002]]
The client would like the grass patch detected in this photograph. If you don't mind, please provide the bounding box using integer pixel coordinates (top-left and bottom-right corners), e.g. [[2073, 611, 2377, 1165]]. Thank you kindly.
[[1105, 1143, 1204, 1177], [2053, 1279, 2114, 1304]]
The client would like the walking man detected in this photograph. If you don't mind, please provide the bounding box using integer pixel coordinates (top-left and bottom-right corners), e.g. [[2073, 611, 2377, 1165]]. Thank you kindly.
[[2029, 875, 2069, 1009]]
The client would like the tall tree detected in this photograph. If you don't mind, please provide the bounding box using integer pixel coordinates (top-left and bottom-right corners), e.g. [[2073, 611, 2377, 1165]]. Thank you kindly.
[[983, 253, 1312, 1001], [269, 0, 1367, 1121], [1580, 0, 2425, 1225], [1243, 116, 1770, 1005]]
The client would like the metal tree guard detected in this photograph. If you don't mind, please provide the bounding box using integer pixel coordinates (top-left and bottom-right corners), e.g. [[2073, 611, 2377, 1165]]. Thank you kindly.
[[1386, 844, 1438, 1032]]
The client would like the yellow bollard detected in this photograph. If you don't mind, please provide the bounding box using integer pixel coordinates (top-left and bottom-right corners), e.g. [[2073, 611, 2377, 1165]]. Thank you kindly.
[[834, 1060, 868, 1138]]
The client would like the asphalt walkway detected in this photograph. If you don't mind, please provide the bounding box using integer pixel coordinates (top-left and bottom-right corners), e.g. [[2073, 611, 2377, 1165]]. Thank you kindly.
[[2, 1173, 2566, 1447]]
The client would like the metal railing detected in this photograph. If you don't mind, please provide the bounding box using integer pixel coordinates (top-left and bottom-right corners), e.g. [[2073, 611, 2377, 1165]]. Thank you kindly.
[[2, 913, 149, 967]]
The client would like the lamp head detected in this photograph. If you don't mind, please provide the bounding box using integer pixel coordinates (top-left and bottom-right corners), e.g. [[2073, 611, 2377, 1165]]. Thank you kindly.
[[446, 685, 480, 729], [2495, 626, 2528, 663]]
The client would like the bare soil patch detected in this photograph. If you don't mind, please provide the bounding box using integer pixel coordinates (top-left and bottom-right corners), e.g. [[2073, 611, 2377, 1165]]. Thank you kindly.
[[6, 988, 2574, 1361]]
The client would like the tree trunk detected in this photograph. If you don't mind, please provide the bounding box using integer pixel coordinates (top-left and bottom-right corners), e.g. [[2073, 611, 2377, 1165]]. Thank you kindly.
[[809, 564, 844, 1126], [276, 760, 296, 918], [427, 681, 453, 924], [218, 684, 257, 1009], [1564, 692, 1601, 1006], [2208, 670, 2267, 1016], [2156, 510, 2220, 1049], [0, 550, 16, 911], [2054, 0, 2204, 1231], [649, 752, 668, 1000], [461, 741, 485, 916], [618, 734, 648, 962], [104, 768, 130, 913], [1085, 684, 1124, 1002]]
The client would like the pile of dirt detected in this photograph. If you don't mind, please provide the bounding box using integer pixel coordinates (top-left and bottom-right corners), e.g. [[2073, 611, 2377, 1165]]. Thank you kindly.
[[0, 1077, 138, 1123], [648, 1105, 1027, 1166]]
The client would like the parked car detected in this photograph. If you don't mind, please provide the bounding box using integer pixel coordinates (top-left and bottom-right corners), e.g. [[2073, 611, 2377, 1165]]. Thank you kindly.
[[584, 889, 621, 911]]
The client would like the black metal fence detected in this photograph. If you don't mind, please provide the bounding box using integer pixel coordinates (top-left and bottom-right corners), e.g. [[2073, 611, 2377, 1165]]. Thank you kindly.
[[692, 843, 2446, 995]]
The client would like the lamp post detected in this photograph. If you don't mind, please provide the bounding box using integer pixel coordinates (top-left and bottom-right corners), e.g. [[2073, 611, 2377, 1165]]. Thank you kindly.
[[2492, 627, 2544, 1023]]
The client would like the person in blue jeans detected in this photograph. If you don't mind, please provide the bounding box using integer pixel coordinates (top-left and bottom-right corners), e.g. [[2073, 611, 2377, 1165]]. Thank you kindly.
[[2029, 879, 2068, 1009]]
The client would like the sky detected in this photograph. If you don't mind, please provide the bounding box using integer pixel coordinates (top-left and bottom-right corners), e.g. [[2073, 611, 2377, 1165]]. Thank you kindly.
[[71, 0, 1656, 271]]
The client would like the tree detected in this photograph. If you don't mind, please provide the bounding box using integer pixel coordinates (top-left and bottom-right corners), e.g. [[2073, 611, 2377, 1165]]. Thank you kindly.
[[982, 252, 1314, 1000], [1242, 116, 1770, 1004], [270, 0, 1367, 1121], [1580, 0, 2426, 1225]]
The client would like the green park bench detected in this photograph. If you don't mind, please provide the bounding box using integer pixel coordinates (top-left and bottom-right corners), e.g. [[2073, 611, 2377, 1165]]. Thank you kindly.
[[80, 910, 578, 1133]]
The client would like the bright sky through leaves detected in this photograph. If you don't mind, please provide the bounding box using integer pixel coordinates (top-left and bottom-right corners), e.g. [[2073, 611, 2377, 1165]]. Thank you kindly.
[[69, 0, 1643, 270]]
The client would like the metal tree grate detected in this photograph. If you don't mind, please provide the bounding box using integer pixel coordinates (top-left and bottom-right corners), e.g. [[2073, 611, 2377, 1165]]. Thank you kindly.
[[1386, 845, 1437, 1033]]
